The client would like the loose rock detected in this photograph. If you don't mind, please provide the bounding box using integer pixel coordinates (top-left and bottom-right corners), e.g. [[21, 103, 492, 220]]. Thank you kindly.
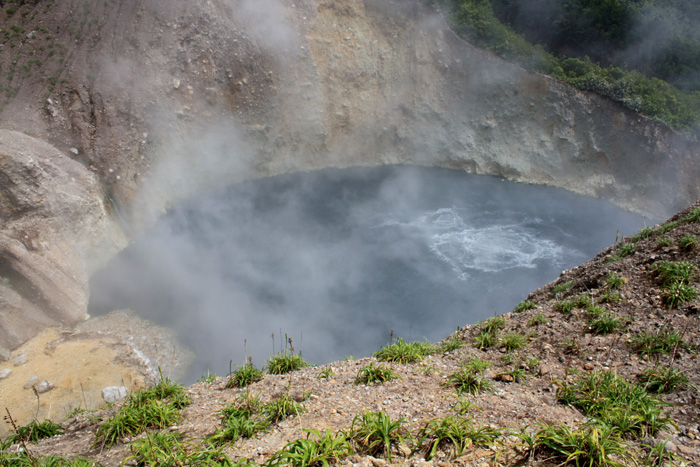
[[102, 386, 129, 403]]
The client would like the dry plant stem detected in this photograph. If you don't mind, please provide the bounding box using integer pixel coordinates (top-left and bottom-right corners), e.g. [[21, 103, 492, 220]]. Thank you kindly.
[[4, 408, 39, 467]]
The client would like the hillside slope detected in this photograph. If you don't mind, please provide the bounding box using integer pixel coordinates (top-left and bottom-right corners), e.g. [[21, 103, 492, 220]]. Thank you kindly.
[[2, 202, 698, 466]]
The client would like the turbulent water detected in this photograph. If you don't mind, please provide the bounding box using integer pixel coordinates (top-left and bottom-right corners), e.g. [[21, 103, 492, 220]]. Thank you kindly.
[[89, 166, 647, 381]]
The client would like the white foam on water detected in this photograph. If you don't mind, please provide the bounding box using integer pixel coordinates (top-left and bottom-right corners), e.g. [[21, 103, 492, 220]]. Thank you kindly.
[[374, 207, 566, 279]]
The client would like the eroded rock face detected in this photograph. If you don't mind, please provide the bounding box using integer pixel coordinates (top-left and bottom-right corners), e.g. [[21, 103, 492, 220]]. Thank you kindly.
[[0, 131, 124, 353]]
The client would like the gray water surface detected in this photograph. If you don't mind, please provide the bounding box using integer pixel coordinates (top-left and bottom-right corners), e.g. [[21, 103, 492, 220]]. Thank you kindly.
[[89, 166, 647, 382]]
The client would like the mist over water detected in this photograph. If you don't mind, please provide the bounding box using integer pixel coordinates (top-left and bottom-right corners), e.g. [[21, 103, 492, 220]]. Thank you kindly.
[[89, 166, 647, 382]]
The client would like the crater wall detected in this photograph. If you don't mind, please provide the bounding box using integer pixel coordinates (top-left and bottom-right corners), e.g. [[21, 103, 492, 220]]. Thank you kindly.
[[0, 0, 698, 352]]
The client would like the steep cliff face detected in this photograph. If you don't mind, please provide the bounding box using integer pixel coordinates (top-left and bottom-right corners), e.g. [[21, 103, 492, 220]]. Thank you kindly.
[[0, 0, 699, 350]]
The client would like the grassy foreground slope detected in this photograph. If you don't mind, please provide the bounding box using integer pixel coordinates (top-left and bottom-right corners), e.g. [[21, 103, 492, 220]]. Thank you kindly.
[[3, 202, 700, 467]]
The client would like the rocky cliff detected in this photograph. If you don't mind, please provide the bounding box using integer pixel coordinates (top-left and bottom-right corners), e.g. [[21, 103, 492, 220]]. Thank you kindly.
[[1, 0, 699, 352]]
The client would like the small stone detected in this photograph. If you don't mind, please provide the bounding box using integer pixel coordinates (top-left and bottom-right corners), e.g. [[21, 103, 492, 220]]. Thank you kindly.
[[36, 381, 55, 393], [102, 386, 129, 403], [370, 457, 386, 467], [69, 147, 79, 155], [23, 375, 39, 389], [0, 368, 11, 379], [0, 347, 10, 361], [583, 362, 595, 371], [14, 353, 28, 366], [538, 365, 550, 376], [496, 374, 514, 382]]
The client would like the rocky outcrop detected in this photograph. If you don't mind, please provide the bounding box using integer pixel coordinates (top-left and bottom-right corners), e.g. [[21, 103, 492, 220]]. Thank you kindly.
[[0, 0, 699, 351], [0, 131, 123, 353]]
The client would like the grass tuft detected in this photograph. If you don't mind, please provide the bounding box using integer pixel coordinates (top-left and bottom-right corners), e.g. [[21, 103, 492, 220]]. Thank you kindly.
[[374, 338, 427, 364], [355, 362, 401, 385], [524, 422, 635, 467], [443, 366, 493, 395], [226, 363, 264, 388], [557, 370, 670, 437], [637, 366, 689, 393], [265, 351, 310, 375], [513, 300, 538, 313], [267, 429, 352, 467], [629, 329, 691, 359], [348, 410, 408, 463], [95, 374, 190, 448], [414, 415, 502, 460]]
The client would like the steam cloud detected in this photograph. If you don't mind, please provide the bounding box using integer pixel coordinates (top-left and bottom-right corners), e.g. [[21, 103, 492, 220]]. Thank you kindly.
[[90, 167, 646, 382]]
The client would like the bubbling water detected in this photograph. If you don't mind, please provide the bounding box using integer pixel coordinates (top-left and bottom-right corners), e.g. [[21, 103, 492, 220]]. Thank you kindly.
[[89, 166, 647, 382]]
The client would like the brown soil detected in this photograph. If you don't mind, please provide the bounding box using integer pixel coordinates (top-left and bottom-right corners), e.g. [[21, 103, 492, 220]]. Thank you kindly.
[[5, 203, 700, 466]]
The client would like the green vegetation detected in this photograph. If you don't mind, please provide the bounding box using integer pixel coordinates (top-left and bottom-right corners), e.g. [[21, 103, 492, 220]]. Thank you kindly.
[[209, 392, 305, 446], [426, 0, 700, 135], [606, 242, 636, 262], [267, 429, 352, 467], [605, 272, 627, 290], [678, 234, 698, 250], [550, 280, 574, 297], [197, 372, 217, 384], [587, 312, 623, 335], [317, 367, 336, 379], [521, 423, 635, 467], [374, 338, 426, 364], [348, 410, 408, 463], [557, 370, 670, 437], [414, 415, 502, 460], [554, 294, 590, 314], [629, 329, 691, 359], [443, 363, 493, 395], [434, 335, 464, 353], [472, 316, 506, 350], [653, 260, 698, 308], [124, 431, 233, 467], [226, 362, 264, 388], [513, 300, 537, 313], [3, 419, 64, 444], [637, 366, 689, 393], [355, 362, 401, 385], [95, 374, 190, 448], [265, 351, 310, 375], [500, 331, 528, 352], [527, 313, 548, 327], [462, 357, 492, 373]]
